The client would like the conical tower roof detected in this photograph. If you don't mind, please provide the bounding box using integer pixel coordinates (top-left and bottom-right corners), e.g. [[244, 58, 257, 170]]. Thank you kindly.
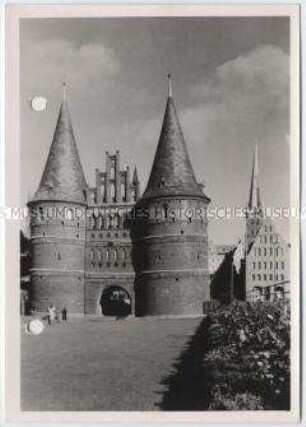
[[141, 75, 209, 201], [30, 86, 87, 205]]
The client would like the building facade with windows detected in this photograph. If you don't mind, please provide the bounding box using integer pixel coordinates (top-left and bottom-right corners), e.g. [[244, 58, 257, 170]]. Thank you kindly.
[[84, 151, 140, 315], [28, 90, 140, 316], [244, 146, 290, 301], [27, 79, 210, 316], [210, 146, 290, 305]]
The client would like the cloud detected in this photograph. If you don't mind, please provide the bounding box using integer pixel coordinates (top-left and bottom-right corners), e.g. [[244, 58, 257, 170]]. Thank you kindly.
[[178, 45, 290, 242], [21, 39, 119, 95], [180, 44, 289, 177], [191, 44, 288, 103]]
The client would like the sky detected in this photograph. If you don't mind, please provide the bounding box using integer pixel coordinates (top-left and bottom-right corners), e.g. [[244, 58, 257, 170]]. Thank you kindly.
[[20, 17, 291, 244]]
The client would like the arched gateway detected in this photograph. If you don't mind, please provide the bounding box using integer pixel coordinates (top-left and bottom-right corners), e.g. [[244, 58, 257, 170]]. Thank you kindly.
[[100, 286, 132, 317]]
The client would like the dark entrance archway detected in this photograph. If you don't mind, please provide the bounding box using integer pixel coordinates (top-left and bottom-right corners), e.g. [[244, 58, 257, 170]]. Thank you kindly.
[[100, 286, 132, 317]]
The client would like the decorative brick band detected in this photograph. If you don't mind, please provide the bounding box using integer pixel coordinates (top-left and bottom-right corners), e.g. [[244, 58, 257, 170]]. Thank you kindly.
[[31, 268, 84, 274], [30, 235, 85, 242], [139, 268, 209, 278], [85, 272, 135, 279], [135, 235, 207, 246]]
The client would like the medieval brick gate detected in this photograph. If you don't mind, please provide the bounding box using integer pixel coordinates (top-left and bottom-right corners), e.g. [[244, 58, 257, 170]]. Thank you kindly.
[[84, 274, 135, 316]]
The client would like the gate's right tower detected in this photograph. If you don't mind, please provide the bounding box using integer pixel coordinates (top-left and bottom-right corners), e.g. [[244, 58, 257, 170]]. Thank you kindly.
[[132, 76, 211, 316]]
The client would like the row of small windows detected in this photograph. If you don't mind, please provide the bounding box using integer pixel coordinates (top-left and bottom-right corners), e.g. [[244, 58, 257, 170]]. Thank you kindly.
[[90, 248, 128, 261], [252, 247, 284, 257], [259, 235, 279, 244], [90, 261, 128, 269], [252, 273, 285, 282], [252, 261, 285, 270], [37, 219, 81, 227], [89, 231, 128, 239], [90, 216, 129, 230], [248, 231, 279, 244]]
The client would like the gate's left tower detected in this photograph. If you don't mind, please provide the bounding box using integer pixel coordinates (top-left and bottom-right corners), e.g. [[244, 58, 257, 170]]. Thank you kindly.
[[27, 88, 88, 314]]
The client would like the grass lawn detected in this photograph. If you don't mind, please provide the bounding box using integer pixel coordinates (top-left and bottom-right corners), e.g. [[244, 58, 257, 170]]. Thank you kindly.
[[21, 316, 202, 411]]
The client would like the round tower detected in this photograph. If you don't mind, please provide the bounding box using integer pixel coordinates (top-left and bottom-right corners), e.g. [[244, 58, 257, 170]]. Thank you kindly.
[[27, 86, 87, 314], [132, 76, 210, 316]]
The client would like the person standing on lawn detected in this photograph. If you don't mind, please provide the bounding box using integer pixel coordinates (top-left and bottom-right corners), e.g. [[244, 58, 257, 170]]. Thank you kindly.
[[62, 307, 67, 322]]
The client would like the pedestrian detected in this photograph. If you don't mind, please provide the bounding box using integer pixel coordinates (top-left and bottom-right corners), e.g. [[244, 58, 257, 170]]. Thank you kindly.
[[47, 306, 52, 325], [62, 307, 67, 322]]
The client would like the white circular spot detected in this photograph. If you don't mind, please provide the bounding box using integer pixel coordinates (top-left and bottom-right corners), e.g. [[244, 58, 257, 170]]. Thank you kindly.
[[31, 96, 47, 112], [27, 318, 44, 335]]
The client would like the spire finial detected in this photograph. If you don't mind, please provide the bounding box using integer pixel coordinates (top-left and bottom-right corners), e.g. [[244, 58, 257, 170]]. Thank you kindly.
[[167, 73, 172, 98], [63, 82, 66, 101]]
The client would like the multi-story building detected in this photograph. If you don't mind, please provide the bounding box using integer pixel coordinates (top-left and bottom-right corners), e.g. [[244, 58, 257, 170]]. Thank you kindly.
[[210, 146, 290, 304], [244, 146, 290, 301], [27, 78, 210, 316]]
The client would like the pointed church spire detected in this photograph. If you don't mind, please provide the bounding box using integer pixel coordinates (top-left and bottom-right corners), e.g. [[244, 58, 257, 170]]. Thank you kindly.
[[132, 166, 139, 184], [31, 89, 87, 205], [248, 143, 262, 211], [167, 73, 173, 98], [141, 77, 209, 201]]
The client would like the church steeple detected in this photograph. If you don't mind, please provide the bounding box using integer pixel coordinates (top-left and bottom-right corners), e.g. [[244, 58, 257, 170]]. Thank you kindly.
[[248, 144, 262, 213], [132, 166, 139, 185], [31, 85, 87, 205], [141, 75, 209, 201]]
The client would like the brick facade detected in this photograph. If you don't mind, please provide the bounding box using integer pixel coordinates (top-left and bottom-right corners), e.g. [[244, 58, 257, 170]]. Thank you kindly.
[[132, 79, 211, 316], [28, 82, 210, 317]]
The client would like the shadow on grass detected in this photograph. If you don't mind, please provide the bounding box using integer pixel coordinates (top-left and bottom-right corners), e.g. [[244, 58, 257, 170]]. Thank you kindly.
[[156, 316, 211, 410]]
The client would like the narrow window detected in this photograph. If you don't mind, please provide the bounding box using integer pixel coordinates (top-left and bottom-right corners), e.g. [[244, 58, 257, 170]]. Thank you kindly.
[[121, 183, 126, 201], [110, 183, 115, 202], [110, 166, 115, 179]]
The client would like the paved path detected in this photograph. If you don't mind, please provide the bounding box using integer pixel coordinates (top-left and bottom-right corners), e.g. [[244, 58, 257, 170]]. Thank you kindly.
[[21, 316, 202, 411]]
